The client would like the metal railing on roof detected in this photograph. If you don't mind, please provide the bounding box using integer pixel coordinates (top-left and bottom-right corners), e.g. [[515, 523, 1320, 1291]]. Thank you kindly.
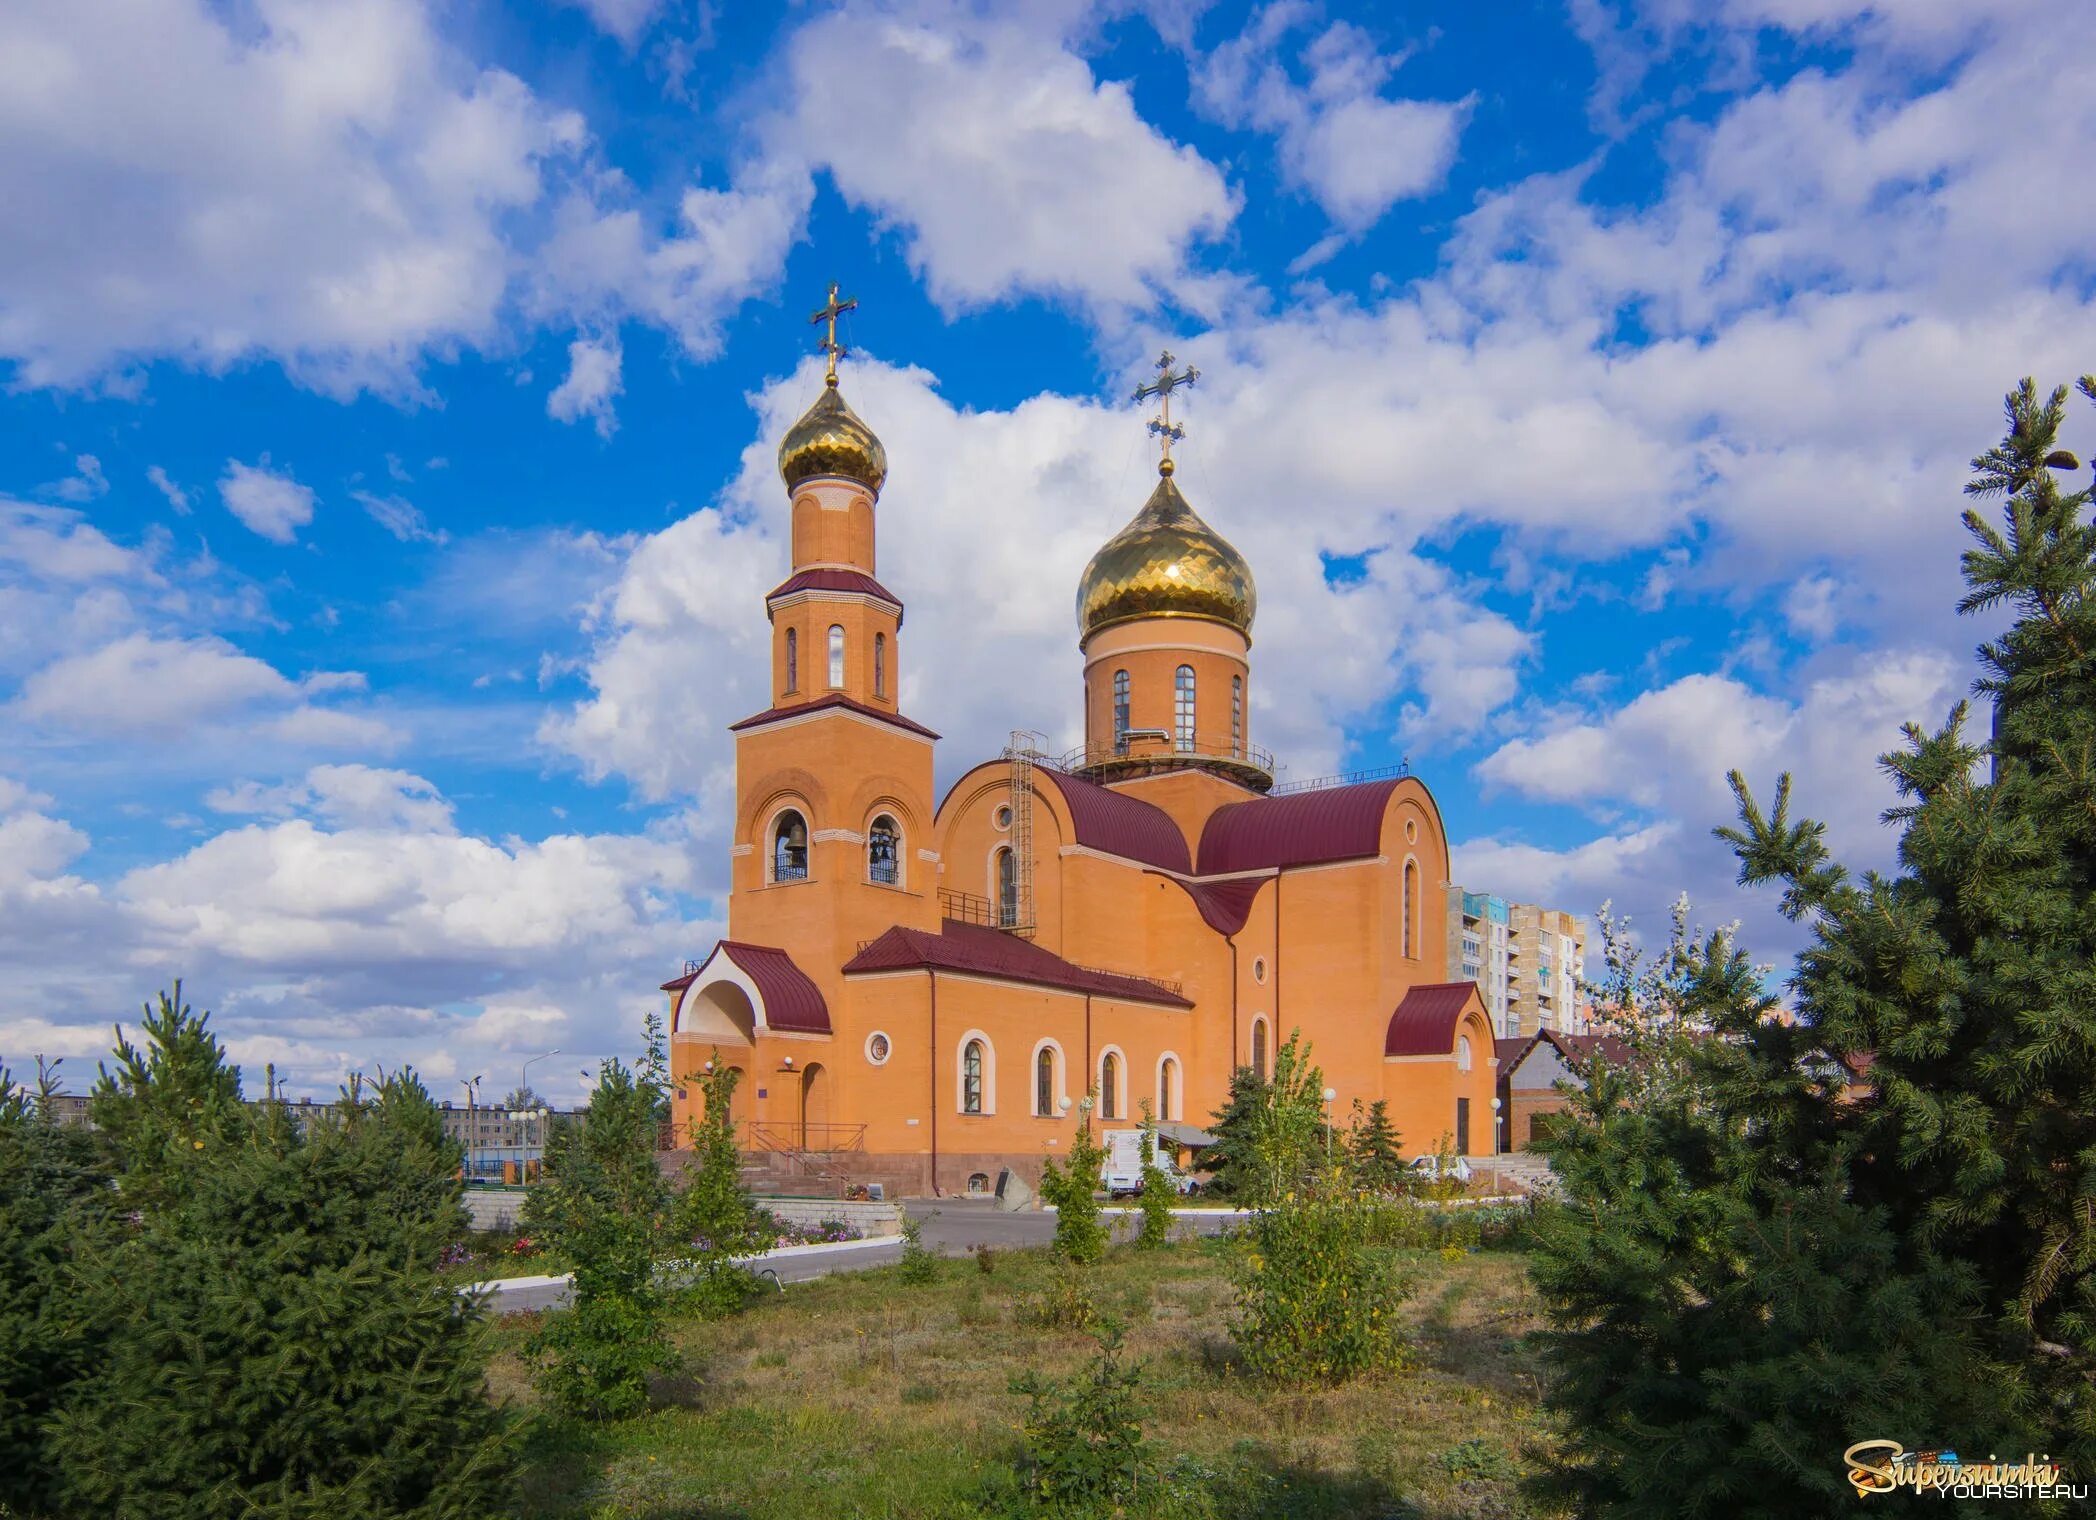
[[1054, 732, 1276, 777], [1269, 760, 1409, 795]]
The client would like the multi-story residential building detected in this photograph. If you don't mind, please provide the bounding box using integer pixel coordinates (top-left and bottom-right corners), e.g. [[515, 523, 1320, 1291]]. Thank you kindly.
[[1447, 890, 1590, 1038]]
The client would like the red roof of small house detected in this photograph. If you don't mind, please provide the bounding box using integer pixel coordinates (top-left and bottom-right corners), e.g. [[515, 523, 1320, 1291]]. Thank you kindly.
[[1173, 875, 1266, 936], [842, 919, 1192, 1008], [1493, 1035, 1535, 1071], [1546, 1031, 1632, 1068], [1384, 981, 1485, 1057], [669, 941, 832, 1035], [728, 692, 939, 740], [766, 568, 905, 626], [1196, 778, 1403, 875], [1034, 767, 1191, 873]]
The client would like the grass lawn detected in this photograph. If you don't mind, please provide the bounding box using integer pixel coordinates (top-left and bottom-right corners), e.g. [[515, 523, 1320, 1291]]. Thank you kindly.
[[491, 1237, 1558, 1519]]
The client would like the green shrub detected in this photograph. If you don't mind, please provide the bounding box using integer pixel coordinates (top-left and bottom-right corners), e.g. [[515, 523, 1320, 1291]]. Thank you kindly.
[[525, 1059, 678, 1420], [1010, 1324, 1150, 1510], [975, 1243, 998, 1274], [1038, 1112, 1109, 1266], [670, 1058, 764, 1318], [898, 1212, 939, 1284], [1232, 1174, 1410, 1383], [1441, 1437, 1520, 1482], [1134, 1101, 1175, 1251], [1204, 1033, 1329, 1205], [1023, 1262, 1101, 1332]]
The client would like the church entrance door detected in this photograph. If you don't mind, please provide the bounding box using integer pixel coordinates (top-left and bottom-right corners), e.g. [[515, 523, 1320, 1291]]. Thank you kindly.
[[799, 1062, 831, 1149], [1455, 1096, 1471, 1156]]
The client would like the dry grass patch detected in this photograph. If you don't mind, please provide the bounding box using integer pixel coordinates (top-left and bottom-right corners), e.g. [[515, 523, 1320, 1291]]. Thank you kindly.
[[498, 1237, 1561, 1519]]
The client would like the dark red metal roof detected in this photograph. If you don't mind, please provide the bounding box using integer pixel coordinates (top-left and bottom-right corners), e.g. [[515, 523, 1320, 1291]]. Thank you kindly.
[[842, 920, 1192, 1007], [674, 941, 832, 1035], [1546, 1030, 1632, 1068], [766, 568, 904, 626], [1034, 768, 1190, 873], [1173, 875, 1266, 936], [1493, 1035, 1535, 1071], [728, 692, 939, 740], [1197, 778, 1402, 875], [1384, 981, 1486, 1057]]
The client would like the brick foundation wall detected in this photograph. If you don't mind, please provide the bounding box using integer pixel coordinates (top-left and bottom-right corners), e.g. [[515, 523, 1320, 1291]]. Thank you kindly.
[[1505, 1091, 1573, 1152]]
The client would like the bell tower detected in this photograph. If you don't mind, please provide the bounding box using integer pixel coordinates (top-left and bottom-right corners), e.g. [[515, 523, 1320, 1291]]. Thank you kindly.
[[727, 286, 940, 965]]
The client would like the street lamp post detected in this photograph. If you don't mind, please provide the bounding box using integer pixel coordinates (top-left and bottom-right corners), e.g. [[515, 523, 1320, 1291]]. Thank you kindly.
[[460, 1074, 483, 1182], [520, 1048, 560, 1162], [1322, 1087, 1338, 1165]]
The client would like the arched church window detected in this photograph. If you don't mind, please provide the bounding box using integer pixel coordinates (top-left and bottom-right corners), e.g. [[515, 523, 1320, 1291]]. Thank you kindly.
[[963, 1040, 985, 1114], [784, 628, 798, 692], [1232, 675, 1243, 756], [1099, 1052, 1119, 1119], [772, 810, 808, 883], [868, 815, 900, 885], [1035, 1046, 1056, 1116], [874, 632, 887, 699], [995, 847, 1018, 927], [1457, 1035, 1473, 1073], [1175, 665, 1196, 751], [1113, 669, 1130, 749], [1251, 1018, 1268, 1081], [1402, 858, 1419, 958], [1158, 1056, 1180, 1121], [827, 624, 845, 688]]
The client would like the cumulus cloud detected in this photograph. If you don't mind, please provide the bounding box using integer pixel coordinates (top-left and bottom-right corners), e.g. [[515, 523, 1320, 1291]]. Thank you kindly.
[[561, 0, 666, 47], [766, 8, 1236, 314], [9, 631, 372, 739], [546, 333, 625, 436], [219, 458, 317, 545], [1194, 3, 1471, 237]]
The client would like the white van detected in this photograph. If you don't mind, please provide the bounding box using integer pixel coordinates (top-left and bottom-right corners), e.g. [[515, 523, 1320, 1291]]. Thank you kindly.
[[1099, 1128, 1192, 1196]]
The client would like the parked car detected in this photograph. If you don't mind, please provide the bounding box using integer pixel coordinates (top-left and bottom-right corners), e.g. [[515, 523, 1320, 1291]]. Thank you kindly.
[[1099, 1128, 1196, 1196], [1408, 1154, 1473, 1185]]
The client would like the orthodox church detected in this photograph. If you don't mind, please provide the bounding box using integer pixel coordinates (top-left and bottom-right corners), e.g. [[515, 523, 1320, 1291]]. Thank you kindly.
[[663, 292, 1497, 1196]]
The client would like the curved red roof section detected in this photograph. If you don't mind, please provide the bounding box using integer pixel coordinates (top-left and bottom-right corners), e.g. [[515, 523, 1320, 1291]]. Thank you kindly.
[[1384, 981, 1485, 1057], [766, 568, 904, 626], [1035, 768, 1191, 873], [1197, 778, 1401, 875], [677, 941, 832, 1035], [843, 920, 1191, 1007], [1173, 876, 1266, 936]]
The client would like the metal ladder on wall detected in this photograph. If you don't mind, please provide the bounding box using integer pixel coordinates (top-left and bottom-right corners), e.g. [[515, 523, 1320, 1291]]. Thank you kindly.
[[1002, 729, 1045, 935]]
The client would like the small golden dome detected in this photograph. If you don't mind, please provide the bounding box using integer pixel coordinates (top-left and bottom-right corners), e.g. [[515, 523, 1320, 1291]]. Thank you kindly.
[[778, 378, 887, 498], [1077, 465, 1256, 643]]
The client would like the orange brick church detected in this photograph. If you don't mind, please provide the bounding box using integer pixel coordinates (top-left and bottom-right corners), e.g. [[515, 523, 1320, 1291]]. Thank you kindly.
[[663, 294, 1497, 1195]]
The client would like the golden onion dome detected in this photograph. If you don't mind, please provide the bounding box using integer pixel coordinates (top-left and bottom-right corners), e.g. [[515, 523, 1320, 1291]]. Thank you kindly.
[[1077, 463, 1256, 643], [777, 377, 887, 498]]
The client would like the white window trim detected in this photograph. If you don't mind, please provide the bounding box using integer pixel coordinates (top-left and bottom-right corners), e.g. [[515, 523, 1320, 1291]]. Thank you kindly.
[[1094, 1044, 1128, 1121], [956, 1029, 996, 1116], [864, 1029, 892, 1067], [762, 801, 814, 886], [1029, 1037, 1068, 1118], [1249, 1014, 1271, 1076], [1155, 1050, 1182, 1124]]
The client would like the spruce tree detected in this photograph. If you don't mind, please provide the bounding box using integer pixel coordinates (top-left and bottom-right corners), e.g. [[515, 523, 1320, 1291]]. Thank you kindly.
[[54, 1022, 510, 1518], [1530, 377, 2096, 1513], [90, 980, 247, 1211], [1345, 1098, 1406, 1193], [0, 1061, 113, 1516], [1203, 1063, 1268, 1202], [1203, 1032, 1327, 1205], [672, 1056, 764, 1316]]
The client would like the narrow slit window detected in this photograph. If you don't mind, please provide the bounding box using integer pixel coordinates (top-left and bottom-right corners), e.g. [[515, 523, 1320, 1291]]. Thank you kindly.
[[827, 625, 845, 688], [1113, 669, 1130, 749], [874, 632, 887, 699], [1174, 665, 1195, 752], [784, 628, 798, 692]]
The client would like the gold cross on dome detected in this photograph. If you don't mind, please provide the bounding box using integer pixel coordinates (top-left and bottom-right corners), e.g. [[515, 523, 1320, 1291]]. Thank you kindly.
[[1132, 349, 1199, 468], [809, 282, 858, 384]]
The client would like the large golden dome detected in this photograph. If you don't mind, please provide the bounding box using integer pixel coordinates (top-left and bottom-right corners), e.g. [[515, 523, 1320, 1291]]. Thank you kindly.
[[778, 377, 887, 498], [1077, 464, 1256, 643]]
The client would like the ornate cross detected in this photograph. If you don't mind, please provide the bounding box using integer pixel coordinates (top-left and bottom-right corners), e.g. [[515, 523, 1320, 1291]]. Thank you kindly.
[[809, 282, 858, 384], [1133, 350, 1199, 466]]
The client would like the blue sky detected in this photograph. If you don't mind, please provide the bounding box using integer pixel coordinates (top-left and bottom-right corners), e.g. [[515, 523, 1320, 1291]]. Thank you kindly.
[[3, 0, 2090, 1102]]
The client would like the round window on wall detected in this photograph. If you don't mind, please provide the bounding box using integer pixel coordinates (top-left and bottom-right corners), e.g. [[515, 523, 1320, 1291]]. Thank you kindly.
[[865, 1031, 892, 1066], [995, 805, 1013, 830], [1252, 957, 1267, 984], [1405, 818, 1419, 843]]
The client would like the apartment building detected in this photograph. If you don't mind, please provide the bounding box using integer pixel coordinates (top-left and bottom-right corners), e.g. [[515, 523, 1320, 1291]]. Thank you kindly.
[[1447, 889, 1590, 1038]]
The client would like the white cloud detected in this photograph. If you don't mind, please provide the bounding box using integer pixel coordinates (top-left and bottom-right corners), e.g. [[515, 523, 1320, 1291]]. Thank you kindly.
[[1194, 5, 1471, 235], [562, 0, 666, 47], [351, 489, 446, 545], [219, 458, 317, 544], [546, 333, 624, 437], [208, 763, 455, 832], [41, 454, 109, 503], [0, 0, 593, 395], [146, 465, 192, 514], [767, 9, 1236, 314]]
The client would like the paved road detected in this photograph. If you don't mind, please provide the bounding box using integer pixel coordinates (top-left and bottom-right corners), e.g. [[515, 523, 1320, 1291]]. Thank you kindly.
[[476, 1199, 1245, 1314]]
